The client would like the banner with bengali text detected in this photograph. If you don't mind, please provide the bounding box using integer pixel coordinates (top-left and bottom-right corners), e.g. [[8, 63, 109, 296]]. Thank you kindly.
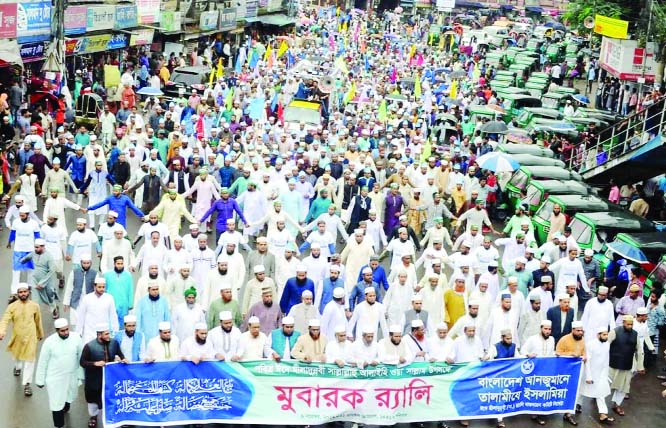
[[104, 357, 582, 427]]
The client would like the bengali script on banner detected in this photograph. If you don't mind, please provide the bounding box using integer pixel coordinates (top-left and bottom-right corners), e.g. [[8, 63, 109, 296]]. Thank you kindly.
[[103, 357, 582, 427]]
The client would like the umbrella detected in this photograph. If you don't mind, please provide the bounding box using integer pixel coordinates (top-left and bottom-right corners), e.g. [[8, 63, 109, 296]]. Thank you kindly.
[[506, 131, 533, 144], [480, 120, 509, 134], [137, 87, 164, 96], [475, 152, 520, 172], [607, 242, 649, 264], [450, 70, 467, 79], [544, 21, 566, 32], [572, 94, 590, 105]]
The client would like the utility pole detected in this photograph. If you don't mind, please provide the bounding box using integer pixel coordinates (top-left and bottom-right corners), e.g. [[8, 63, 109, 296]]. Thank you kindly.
[[639, 0, 653, 95]]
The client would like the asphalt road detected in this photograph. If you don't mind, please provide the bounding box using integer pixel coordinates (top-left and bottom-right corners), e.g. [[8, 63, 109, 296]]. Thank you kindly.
[[1, 202, 666, 428]]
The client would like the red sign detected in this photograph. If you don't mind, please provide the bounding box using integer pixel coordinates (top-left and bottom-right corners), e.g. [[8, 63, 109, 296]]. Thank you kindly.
[[0, 3, 18, 39]]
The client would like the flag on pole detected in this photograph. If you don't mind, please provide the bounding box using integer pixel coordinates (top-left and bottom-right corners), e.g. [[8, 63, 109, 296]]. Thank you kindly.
[[271, 91, 279, 112], [335, 56, 349, 75], [248, 49, 259, 69], [449, 80, 458, 99], [286, 51, 295, 69], [377, 99, 387, 123], [263, 44, 272, 62], [414, 75, 422, 99], [196, 115, 205, 140], [216, 58, 224, 79], [209, 66, 216, 85], [364, 55, 370, 72], [390, 65, 397, 84], [277, 41, 289, 58], [224, 88, 234, 110], [235, 50, 244, 74], [344, 81, 356, 105]]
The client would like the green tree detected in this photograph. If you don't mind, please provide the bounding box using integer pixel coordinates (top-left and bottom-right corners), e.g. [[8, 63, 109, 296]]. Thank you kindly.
[[563, 0, 628, 34]]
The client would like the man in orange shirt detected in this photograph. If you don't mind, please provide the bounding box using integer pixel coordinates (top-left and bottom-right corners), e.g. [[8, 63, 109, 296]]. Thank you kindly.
[[555, 320, 586, 426]]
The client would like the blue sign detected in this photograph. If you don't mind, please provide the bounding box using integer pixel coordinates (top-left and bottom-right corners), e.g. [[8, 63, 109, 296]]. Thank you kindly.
[[115, 5, 138, 30], [104, 361, 255, 426], [17, 1, 52, 44], [20, 42, 47, 62], [107, 34, 129, 50]]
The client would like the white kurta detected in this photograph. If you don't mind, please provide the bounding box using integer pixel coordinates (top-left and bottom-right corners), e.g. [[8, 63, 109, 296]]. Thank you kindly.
[[325, 340, 353, 364], [340, 240, 375, 290], [448, 336, 485, 363], [384, 282, 414, 326], [191, 248, 216, 295], [171, 303, 206, 343], [209, 326, 242, 359], [183, 179, 220, 220], [428, 337, 453, 362], [145, 336, 181, 361], [238, 190, 269, 236], [43, 196, 81, 235], [581, 339, 611, 399], [321, 301, 348, 340], [100, 238, 135, 273], [236, 332, 272, 360], [67, 229, 98, 264], [76, 292, 119, 343], [35, 332, 84, 411], [179, 336, 217, 360], [350, 339, 379, 366], [347, 301, 389, 340]]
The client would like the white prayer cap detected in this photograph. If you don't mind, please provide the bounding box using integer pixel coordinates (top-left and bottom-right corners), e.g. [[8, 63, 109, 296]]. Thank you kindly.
[[108, 211, 119, 218], [597, 327, 608, 334], [253, 265, 266, 274], [94, 277, 106, 284], [354, 229, 364, 236], [515, 257, 527, 265], [489, 260, 498, 267], [507, 276, 518, 284], [194, 322, 208, 331], [411, 294, 423, 302], [95, 323, 110, 332], [248, 316, 260, 325], [541, 276, 552, 283], [15, 195, 25, 202], [361, 325, 375, 334], [364, 286, 375, 294], [80, 254, 92, 262], [123, 315, 137, 324], [216, 254, 229, 264], [411, 319, 424, 328], [308, 319, 321, 327], [311, 242, 321, 249], [76, 217, 87, 224], [468, 299, 481, 306], [540, 320, 552, 327], [333, 287, 345, 299], [18, 206, 30, 213], [584, 249, 594, 257], [219, 311, 233, 321], [296, 264, 307, 272], [301, 290, 313, 298], [453, 274, 466, 282], [598, 286, 609, 294], [219, 283, 232, 291], [637, 307, 648, 315], [329, 265, 341, 273], [361, 267, 373, 275], [282, 316, 295, 325], [54, 318, 69, 329], [334, 324, 346, 334], [158, 322, 171, 331], [557, 293, 570, 301], [389, 324, 402, 333], [256, 236, 268, 244], [566, 280, 577, 287], [540, 255, 551, 263], [189, 224, 200, 230], [34, 238, 46, 246], [461, 240, 473, 248], [571, 321, 584, 329], [436, 322, 448, 330]]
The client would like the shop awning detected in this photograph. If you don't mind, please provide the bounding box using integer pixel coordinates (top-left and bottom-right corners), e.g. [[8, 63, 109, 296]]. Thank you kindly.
[[525, 6, 544, 13], [245, 13, 295, 26], [0, 41, 23, 68], [455, 1, 484, 8]]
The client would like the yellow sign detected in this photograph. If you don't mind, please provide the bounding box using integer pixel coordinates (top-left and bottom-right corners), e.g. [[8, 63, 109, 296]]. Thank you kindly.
[[104, 65, 120, 89], [594, 14, 628, 39]]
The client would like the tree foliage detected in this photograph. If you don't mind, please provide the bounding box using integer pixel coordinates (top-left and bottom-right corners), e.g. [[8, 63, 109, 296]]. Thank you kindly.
[[562, 0, 628, 34]]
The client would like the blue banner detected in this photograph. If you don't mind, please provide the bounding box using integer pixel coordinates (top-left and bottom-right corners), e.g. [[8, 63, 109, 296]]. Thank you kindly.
[[107, 34, 129, 51], [115, 5, 138, 30], [17, 1, 52, 44], [104, 357, 582, 427]]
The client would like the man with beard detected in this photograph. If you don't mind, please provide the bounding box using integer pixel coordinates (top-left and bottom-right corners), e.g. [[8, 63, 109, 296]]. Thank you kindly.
[[404, 319, 431, 362], [350, 326, 380, 368], [581, 328, 615, 424], [76, 278, 119, 344], [215, 218, 251, 256], [37, 213, 66, 291], [171, 286, 205, 342], [609, 315, 644, 417], [179, 323, 223, 363], [150, 189, 198, 240], [88, 183, 145, 230], [63, 255, 96, 328], [164, 236, 192, 281], [42, 187, 85, 235], [550, 248, 588, 296], [320, 287, 348, 340], [325, 325, 353, 367], [125, 167, 168, 214], [532, 272, 555, 313], [182, 224, 201, 253], [555, 321, 586, 425], [97, 211, 126, 244], [22, 238, 59, 318], [488, 330, 522, 428], [114, 315, 145, 362], [0, 283, 44, 397], [547, 203, 566, 241], [316, 265, 344, 315], [281, 266, 316, 315], [246, 236, 276, 281], [292, 319, 328, 363], [547, 294, 575, 345], [198, 186, 248, 241], [287, 290, 319, 334], [134, 264, 166, 306], [7, 206, 41, 293], [144, 322, 180, 362], [233, 316, 278, 361], [522, 320, 555, 358], [347, 287, 388, 340], [100, 226, 135, 273], [345, 186, 372, 233], [207, 282, 243, 333], [243, 265, 277, 316], [203, 255, 235, 308], [135, 283, 170, 341], [163, 264, 197, 310], [104, 256, 134, 327], [455, 198, 497, 235], [378, 325, 413, 365], [244, 287, 282, 335], [402, 294, 430, 335], [270, 316, 301, 361], [428, 323, 453, 362], [190, 234, 215, 295], [66, 218, 101, 269], [35, 318, 83, 428], [581, 286, 615, 338], [519, 293, 545, 346], [80, 323, 126, 427], [209, 311, 242, 360]]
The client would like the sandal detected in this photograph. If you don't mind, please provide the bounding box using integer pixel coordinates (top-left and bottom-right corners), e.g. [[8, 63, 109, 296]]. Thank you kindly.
[[563, 414, 578, 426], [599, 416, 615, 425], [497, 422, 506, 428], [612, 405, 625, 416], [575, 404, 582, 414], [459, 421, 469, 427], [23, 384, 32, 396], [13, 368, 20, 376], [531, 416, 546, 425], [88, 416, 97, 427]]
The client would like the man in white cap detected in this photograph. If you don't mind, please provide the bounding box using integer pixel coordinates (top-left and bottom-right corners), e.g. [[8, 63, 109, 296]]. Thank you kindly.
[[315, 264, 344, 314], [245, 236, 276, 281], [547, 294, 576, 345], [270, 316, 301, 361], [207, 283, 242, 329], [42, 157, 80, 199], [144, 322, 181, 362], [608, 314, 644, 417], [212, 242, 247, 302], [76, 277, 119, 344], [320, 287, 348, 340], [80, 322, 126, 427], [280, 265, 316, 315], [485, 292, 520, 349], [522, 320, 555, 358], [39, 211, 67, 288], [188, 234, 215, 294], [96, 211, 126, 244], [340, 228, 375, 290], [401, 294, 430, 334], [300, 242, 329, 285], [8, 205, 41, 291], [287, 290, 319, 334], [383, 227, 416, 269], [244, 287, 282, 335], [242, 264, 277, 316], [114, 315, 145, 362], [581, 327, 614, 424], [519, 292, 546, 346], [325, 325, 352, 367], [447, 323, 487, 365], [550, 247, 589, 296], [347, 286, 388, 340], [415, 238, 447, 276], [171, 287, 205, 344], [378, 324, 413, 365], [179, 323, 222, 363], [135, 280, 170, 341], [62, 255, 96, 329], [532, 274, 555, 313], [292, 319, 328, 363], [0, 283, 44, 396], [428, 323, 453, 362], [494, 233, 527, 272], [209, 311, 242, 360], [42, 187, 85, 236], [164, 236, 193, 282], [35, 317, 83, 428], [404, 319, 431, 362], [182, 223, 201, 253], [22, 238, 59, 318], [66, 217, 101, 266], [164, 263, 196, 310], [133, 264, 167, 308], [100, 228, 135, 273], [233, 316, 277, 361]]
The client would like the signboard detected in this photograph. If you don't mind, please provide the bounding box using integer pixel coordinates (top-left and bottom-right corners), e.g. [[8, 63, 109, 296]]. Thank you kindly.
[[17, 1, 52, 44], [265, 0, 282, 11], [115, 5, 138, 30], [199, 10, 218, 32], [246, 0, 258, 18], [219, 8, 237, 31], [161, 10, 182, 32], [107, 33, 129, 50], [187, 0, 209, 20], [136, 0, 161, 24], [600, 37, 657, 83], [66, 34, 128, 55], [0, 3, 17, 39], [20, 41, 47, 62], [436, 0, 454, 10], [236, 1, 246, 21], [104, 358, 583, 428], [594, 14, 629, 40], [87, 5, 115, 32], [64, 5, 87, 35], [130, 29, 154, 46]]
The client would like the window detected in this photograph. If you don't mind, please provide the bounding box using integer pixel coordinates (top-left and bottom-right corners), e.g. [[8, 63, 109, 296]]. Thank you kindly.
[[568, 218, 591, 248]]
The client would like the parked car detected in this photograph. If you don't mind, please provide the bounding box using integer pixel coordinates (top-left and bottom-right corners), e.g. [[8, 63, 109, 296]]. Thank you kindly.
[[164, 66, 213, 99]]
